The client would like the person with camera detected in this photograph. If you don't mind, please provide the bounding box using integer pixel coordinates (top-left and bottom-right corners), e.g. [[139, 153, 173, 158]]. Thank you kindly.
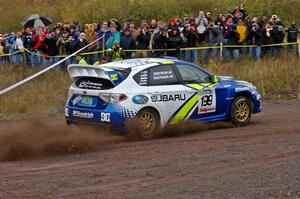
[[195, 11, 208, 43], [149, 20, 167, 58], [166, 28, 183, 58], [270, 15, 285, 55], [184, 24, 199, 64], [136, 22, 151, 58], [56, 31, 73, 69], [202, 22, 219, 64], [31, 27, 46, 67], [247, 23, 263, 59], [43, 30, 60, 67]]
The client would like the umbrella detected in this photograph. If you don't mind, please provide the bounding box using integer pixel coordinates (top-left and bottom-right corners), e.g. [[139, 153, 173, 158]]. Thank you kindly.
[[21, 14, 52, 28]]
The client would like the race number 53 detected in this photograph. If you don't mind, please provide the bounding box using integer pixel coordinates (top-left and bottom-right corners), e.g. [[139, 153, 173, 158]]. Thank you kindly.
[[198, 89, 216, 114]]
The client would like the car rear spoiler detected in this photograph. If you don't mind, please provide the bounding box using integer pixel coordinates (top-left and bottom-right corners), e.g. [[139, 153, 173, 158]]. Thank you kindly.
[[67, 64, 111, 82]]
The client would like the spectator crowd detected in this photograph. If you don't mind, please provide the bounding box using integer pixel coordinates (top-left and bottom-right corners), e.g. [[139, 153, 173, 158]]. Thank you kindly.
[[0, 4, 299, 69]]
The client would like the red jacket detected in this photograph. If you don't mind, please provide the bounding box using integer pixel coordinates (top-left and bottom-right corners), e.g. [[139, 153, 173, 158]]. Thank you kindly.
[[32, 33, 46, 50]]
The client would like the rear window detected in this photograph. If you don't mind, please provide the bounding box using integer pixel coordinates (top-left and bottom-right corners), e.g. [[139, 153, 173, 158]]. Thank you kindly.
[[76, 77, 114, 90], [75, 68, 131, 90]]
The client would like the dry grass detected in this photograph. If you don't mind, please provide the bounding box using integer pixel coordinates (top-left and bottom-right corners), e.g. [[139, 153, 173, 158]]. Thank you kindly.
[[207, 53, 300, 100], [0, 54, 299, 116], [0, 64, 70, 115]]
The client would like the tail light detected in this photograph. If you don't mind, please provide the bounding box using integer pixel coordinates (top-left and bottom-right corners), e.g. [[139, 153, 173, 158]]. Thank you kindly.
[[99, 93, 127, 103]]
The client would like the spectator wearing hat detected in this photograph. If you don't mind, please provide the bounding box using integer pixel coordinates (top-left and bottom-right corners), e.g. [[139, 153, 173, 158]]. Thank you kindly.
[[206, 12, 212, 23], [270, 15, 285, 55], [73, 32, 89, 61], [247, 23, 263, 59], [120, 28, 136, 58]]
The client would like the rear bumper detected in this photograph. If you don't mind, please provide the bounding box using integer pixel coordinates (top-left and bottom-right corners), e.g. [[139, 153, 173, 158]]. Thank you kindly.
[[64, 105, 128, 131]]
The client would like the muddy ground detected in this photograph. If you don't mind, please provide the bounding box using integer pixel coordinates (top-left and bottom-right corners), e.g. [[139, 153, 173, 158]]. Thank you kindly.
[[0, 100, 299, 199]]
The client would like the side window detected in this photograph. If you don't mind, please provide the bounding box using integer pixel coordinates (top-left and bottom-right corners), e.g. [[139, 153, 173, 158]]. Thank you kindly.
[[133, 69, 149, 86], [176, 64, 210, 84], [149, 65, 179, 86]]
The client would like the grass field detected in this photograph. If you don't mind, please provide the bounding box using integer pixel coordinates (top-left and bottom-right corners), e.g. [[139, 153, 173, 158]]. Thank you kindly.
[[1, 0, 300, 32], [0, 54, 299, 116]]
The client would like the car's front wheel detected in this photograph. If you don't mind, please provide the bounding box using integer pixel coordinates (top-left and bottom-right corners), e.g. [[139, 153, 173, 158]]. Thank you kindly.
[[137, 108, 160, 139], [230, 96, 252, 126]]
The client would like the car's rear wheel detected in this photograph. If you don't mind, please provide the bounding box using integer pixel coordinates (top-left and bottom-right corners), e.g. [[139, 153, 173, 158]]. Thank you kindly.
[[230, 96, 252, 126], [137, 108, 160, 139]]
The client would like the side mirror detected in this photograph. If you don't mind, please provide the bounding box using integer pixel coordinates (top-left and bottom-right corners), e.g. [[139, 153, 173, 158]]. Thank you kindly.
[[211, 75, 218, 83]]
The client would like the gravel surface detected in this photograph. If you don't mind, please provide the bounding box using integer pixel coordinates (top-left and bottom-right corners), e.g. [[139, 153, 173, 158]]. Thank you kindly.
[[0, 101, 299, 199]]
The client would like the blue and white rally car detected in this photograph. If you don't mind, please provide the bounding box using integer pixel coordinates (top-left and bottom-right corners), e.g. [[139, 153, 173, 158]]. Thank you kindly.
[[65, 58, 262, 138]]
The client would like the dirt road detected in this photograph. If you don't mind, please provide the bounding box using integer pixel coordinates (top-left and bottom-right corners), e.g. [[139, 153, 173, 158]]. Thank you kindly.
[[0, 101, 299, 199]]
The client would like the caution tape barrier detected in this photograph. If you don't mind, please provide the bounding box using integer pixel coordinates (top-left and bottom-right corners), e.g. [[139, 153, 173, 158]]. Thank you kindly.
[[0, 42, 299, 58]]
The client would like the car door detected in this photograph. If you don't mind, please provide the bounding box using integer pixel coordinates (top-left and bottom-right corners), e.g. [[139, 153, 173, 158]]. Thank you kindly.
[[174, 63, 228, 121], [147, 64, 189, 123]]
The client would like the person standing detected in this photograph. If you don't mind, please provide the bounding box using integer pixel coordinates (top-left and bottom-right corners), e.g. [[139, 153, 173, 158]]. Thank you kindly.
[[12, 31, 25, 65], [106, 24, 121, 49], [120, 28, 136, 58], [247, 23, 263, 59], [184, 24, 199, 64], [97, 20, 111, 62], [136, 22, 151, 58], [203, 22, 219, 64], [166, 28, 183, 58], [86, 24, 98, 64], [286, 22, 299, 54]]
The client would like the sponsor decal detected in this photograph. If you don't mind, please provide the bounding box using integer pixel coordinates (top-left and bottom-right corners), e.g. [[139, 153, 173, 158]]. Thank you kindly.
[[79, 80, 103, 89], [73, 110, 94, 119], [132, 95, 149, 104], [152, 70, 174, 80], [151, 94, 186, 102], [198, 88, 216, 114], [101, 112, 111, 122]]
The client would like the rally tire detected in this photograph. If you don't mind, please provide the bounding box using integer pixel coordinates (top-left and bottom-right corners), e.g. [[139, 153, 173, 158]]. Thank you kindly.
[[230, 96, 252, 127], [137, 108, 160, 139]]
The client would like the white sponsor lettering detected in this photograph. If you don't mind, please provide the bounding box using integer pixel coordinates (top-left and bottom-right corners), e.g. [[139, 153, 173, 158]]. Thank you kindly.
[[73, 110, 94, 119], [101, 112, 111, 122]]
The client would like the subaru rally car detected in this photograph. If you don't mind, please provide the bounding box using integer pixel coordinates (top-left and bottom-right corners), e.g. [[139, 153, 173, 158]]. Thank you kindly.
[[65, 58, 262, 138]]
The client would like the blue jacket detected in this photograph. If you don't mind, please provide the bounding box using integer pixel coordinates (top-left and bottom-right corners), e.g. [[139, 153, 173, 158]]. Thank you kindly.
[[98, 30, 111, 49], [120, 35, 136, 50]]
